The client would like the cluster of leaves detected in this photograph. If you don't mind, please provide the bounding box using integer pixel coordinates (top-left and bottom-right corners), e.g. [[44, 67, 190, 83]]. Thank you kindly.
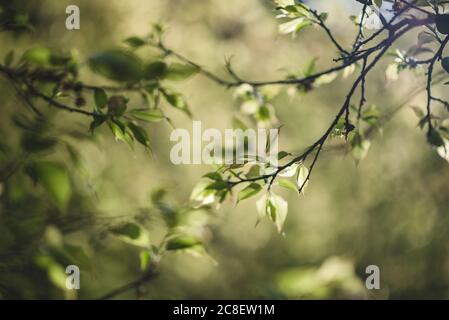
[[189, 152, 312, 234], [0, 3, 32, 32], [275, 0, 326, 37], [105, 189, 215, 274], [2, 0, 449, 298], [87, 26, 200, 150], [1, 24, 201, 155], [233, 84, 280, 128], [382, 9, 449, 153]]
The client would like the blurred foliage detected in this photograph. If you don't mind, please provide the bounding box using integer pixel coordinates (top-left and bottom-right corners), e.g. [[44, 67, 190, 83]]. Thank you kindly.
[[0, 0, 448, 300]]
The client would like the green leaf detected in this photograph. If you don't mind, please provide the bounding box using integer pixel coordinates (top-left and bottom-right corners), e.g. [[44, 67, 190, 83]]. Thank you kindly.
[[162, 90, 191, 116], [442, 57, 449, 74], [361, 105, 380, 125], [165, 63, 199, 81], [108, 120, 127, 142], [297, 166, 309, 193], [143, 61, 167, 80], [128, 122, 151, 148], [246, 165, 261, 178], [129, 109, 164, 122], [279, 163, 298, 178], [279, 18, 312, 36], [166, 235, 201, 251], [4, 50, 14, 67], [232, 117, 248, 130], [88, 50, 143, 82], [304, 58, 317, 77], [20, 134, 57, 153], [94, 88, 108, 109], [256, 105, 271, 122], [139, 250, 151, 270], [436, 14, 449, 35], [124, 36, 146, 48], [278, 151, 291, 160], [111, 222, 140, 239], [26, 162, 71, 211], [278, 179, 299, 194], [203, 172, 223, 181], [22, 47, 52, 65], [238, 183, 262, 202], [256, 193, 288, 233], [350, 131, 371, 162], [90, 115, 108, 133], [110, 222, 150, 248], [206, 181, 229, 190], [427, 127, 445, 147]]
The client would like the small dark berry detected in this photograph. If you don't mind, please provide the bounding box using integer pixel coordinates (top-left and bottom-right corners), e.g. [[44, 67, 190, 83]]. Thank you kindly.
[[75, 96, 86, 107]]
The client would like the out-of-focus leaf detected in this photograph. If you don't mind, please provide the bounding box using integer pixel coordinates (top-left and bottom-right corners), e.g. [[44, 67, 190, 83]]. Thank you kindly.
[[124, 36, 146, 48], [143, 61, 167, 80], [232, 117, 249, 130], [107, 95, 127, 116], [4, 50, 14, 67], [88, 50, 143, 82], [279, 18, 312, 36], [25, 162, 71, 211], [350, 131, 371, 162], [165, 63, 199, 81], [203, 172, 223, 181], [417, 31, 436, 46], [22, 47, 52, 65], [436, 139, 449, 162], [442, 57, 449, 73], [166, 235, 201, 251], [436, 14, 449, 35], [427, 127, 445, 147], [20, 134, 57, 153], [139, 250, 152, 270], [110, 222, 151, 248], [94, 88, 108, 109]]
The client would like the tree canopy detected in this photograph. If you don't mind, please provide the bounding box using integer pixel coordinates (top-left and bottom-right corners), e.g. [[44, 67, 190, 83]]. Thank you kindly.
[[0, 0, 449, 299]]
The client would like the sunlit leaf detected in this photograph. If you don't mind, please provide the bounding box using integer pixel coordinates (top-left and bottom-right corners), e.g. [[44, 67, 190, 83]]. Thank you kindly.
[[297, 165, 309, 193], [279, 163, 298, 177], [278, 179, 299, 194], [129, 109, 164, 122], [238, 183, 262, 202], [22, 46, 52, 65], [162, 89, 191, 116], [166, 235, 201, 251]]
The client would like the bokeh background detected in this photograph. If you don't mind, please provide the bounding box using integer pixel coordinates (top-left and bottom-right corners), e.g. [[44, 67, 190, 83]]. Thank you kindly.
[[0, 0, 448, 299]]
